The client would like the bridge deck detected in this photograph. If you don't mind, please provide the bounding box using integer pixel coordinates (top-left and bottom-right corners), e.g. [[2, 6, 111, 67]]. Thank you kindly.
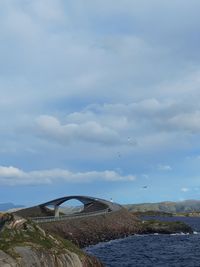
[[31, 209, 110, 223]]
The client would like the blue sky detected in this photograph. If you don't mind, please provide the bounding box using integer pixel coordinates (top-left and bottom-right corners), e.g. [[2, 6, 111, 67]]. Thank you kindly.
[[1, 0, 200, 205]]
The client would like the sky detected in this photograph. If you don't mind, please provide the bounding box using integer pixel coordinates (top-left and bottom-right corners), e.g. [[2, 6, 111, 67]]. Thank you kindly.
[[1, 0, 200, 206]]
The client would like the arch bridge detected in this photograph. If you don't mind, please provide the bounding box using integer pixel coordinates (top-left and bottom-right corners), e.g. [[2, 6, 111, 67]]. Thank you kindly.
[[41, 195, 119, 217], [15, 196, 122, 222]]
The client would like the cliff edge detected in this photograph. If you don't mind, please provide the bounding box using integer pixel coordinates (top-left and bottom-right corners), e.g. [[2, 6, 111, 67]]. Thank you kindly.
[[0, 213, 103, 267]]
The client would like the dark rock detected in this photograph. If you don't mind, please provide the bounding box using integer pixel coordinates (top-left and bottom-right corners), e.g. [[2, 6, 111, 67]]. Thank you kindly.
[[140, 220, 193, 234], [40, 208, 141, 248]]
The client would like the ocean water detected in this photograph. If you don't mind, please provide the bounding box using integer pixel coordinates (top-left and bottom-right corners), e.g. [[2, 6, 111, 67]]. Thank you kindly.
[[85, 217, 200, 267]]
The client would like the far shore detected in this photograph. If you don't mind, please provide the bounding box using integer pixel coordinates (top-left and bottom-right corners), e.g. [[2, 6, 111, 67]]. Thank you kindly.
[[130, 210, 200, 217]]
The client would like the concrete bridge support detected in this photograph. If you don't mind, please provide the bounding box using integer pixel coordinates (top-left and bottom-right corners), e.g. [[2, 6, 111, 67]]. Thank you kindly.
[[54, 205, 59, 217]]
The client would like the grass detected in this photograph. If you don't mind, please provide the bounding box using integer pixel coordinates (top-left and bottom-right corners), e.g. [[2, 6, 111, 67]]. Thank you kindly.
[[0, 217, 84, 259]]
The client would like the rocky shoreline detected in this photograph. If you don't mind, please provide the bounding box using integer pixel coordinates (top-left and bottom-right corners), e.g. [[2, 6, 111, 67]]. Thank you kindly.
[[0, 210, 193, 266], [140, 219, 193, 235], [40, 208, 193, 248], [40, 208, 141, 248]]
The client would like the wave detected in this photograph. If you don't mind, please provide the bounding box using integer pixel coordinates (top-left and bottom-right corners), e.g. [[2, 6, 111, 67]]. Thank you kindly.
[[170, 232, 190, 236]]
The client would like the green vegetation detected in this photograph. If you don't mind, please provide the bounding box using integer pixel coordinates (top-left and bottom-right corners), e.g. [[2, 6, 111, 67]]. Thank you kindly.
[[131, 211, 173, 217], [0, 213, 104, 267], [141, 220, 193, 234], [0, 213, 84, 258], [125, 200, 200, 214]]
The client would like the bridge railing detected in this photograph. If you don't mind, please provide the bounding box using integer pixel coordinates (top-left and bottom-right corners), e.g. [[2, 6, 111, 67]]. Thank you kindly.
[[30, 209, 110, 223]]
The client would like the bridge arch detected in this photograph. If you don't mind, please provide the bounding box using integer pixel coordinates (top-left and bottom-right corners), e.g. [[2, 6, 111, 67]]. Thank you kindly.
[[15, 195, 122, 219], [40, 195, 110, 217]]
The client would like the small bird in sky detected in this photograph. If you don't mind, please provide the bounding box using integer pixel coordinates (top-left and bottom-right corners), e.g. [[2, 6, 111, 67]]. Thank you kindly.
[[142, 186, 148, 189]]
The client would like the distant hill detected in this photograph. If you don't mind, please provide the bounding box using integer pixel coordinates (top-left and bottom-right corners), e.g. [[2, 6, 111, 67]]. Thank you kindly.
[[124, 200, 200, 213], [0, 203, 24, 211]]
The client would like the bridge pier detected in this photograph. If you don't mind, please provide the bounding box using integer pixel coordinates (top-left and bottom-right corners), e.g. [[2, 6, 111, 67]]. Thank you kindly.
[[54, 205, 59, 217]]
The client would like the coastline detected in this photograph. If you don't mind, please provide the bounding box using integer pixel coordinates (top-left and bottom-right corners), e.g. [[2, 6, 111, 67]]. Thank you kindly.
[[39, 209, 193, 248], [0, 211, 194, 266]]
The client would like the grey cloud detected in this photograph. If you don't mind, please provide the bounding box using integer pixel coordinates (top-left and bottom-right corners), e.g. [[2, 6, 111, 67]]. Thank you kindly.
[[0, 0, 199, 140], [29, 0, 65, 22], [0, 0, 200, 183], [35, 96, 200, 154], [166, 112, 200, 133], [36, 115, 121, 145], [1, 0, 200, 106], [83, 99, 200, 133]]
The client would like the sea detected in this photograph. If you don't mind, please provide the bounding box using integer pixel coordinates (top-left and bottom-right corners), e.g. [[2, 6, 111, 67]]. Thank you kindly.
[[85, 216, 200, 267]]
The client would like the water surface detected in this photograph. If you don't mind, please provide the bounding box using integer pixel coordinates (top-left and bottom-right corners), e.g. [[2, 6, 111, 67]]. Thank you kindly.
[[85, 216, 200, 267]]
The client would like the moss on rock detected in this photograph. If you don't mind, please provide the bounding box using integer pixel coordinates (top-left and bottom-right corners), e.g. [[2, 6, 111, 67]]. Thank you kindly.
[[0, 213, 103, 267]]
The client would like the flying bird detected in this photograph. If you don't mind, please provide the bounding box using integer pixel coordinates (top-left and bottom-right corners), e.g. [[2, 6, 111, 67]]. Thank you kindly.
[[127, 137, 137, 146]]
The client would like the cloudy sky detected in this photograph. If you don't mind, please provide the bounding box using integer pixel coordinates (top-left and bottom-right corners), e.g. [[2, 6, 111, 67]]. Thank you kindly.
[[1, 0, 200, 205]]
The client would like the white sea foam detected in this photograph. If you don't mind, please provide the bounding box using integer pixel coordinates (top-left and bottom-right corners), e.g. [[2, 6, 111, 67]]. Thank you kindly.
[[170, 232, 190, 236], [193, 231, 199, 235]]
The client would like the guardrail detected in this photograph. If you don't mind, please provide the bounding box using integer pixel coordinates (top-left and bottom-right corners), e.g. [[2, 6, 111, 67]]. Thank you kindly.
[[31, 209, 110, 223]]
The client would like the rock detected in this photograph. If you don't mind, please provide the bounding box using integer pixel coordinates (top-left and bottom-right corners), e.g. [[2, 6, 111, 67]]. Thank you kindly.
[[140, 220, 193, 234], [0, 213, 104, 267], [14, 246, 83, 267], [40, 208, 141, 247], [0, 250, 18, 267]]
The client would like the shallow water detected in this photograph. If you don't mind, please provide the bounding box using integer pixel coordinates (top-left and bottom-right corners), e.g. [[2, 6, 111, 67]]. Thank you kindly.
[[85, 217, 200, 267]]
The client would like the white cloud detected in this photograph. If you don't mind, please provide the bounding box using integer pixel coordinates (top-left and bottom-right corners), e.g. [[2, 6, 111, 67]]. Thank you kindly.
[[181, 187, 189, 192], [0, 166, 24, 177], [158, 164, 172, 171], [0, 166, 136, 185]]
